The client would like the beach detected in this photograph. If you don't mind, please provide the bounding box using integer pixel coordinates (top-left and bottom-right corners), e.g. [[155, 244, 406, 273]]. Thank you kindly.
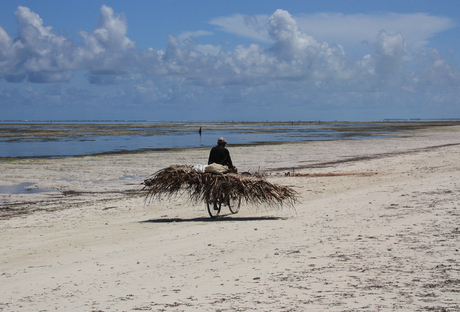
[[1, 125, 460, 311]]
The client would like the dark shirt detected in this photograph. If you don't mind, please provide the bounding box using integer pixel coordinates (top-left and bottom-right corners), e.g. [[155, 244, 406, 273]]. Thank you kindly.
[[208, 145, 233, 168]]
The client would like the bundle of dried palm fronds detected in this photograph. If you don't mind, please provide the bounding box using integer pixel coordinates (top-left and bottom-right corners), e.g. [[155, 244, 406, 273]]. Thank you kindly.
[[143, 165, 298, 208]]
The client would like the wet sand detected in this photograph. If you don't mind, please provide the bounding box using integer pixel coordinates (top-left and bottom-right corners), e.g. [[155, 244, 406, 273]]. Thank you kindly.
[[1, 125, 460, 311]]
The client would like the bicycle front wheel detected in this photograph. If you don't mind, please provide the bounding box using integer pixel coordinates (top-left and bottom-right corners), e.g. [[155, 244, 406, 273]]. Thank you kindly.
[[228, 198, 240, 214], [206, 200, 221, 218]]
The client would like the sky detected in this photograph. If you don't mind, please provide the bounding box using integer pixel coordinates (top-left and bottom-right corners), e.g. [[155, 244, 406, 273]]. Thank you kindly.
[[0, 0, 459, 121]]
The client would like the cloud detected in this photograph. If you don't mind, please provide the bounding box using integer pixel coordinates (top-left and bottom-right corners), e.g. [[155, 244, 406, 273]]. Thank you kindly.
[[4, 74, 27, 83], [416, 49, 460, 89], [0, 5, 456, 88], [295, 12, 455, 51], [13, 6, 77, 76], [160, 9, 458, 92], [209, 11, 455, 52], [208, 14, 271, 43], [268, 9, 321, 62], [0, 5, 135, 83], [132, 10, 358, 85], [178, 30, 213, 42], [1, 5, 459, 120], [374, 30, 408, 76], [78, 5, 134, 57], [28, 71, 72, 83]]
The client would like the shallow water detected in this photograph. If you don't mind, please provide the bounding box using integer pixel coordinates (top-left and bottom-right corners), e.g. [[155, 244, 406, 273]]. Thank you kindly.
[[0, 182, 57, 194], [0, 121, 458, 159]]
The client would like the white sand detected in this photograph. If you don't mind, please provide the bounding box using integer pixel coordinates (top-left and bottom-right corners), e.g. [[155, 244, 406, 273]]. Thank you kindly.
[[1, 125, 460, 311]]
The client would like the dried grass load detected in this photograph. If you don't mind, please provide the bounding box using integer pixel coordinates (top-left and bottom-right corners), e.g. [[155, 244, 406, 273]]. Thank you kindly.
[[143, 165, 298, 208]]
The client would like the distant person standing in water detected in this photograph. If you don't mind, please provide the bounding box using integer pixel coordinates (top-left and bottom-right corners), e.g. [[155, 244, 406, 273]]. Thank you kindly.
[[208, 137, 237, 173]]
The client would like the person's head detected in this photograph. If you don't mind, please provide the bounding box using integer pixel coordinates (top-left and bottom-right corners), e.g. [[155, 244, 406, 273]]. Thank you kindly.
[[217, 137, 227, 146]]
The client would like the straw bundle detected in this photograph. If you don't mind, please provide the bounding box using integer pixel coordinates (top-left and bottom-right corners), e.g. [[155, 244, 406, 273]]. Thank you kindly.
[[143, 165, 298, 208]]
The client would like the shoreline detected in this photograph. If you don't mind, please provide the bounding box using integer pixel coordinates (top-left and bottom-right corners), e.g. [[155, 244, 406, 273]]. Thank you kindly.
[[1, 125, 459, 218], [2, 120, 460, 160], [1, 125, 460, 310]]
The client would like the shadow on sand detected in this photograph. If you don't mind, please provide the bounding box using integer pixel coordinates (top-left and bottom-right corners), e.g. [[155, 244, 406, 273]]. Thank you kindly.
[[141, 215, 287, 223]]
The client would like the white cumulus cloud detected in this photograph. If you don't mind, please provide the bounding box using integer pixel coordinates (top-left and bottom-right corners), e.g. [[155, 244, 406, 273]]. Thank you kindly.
[[0, 5, 136, 83]]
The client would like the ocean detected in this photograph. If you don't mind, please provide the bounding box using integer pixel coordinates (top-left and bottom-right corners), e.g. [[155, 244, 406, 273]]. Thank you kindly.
[[0, 120, 457, 159]]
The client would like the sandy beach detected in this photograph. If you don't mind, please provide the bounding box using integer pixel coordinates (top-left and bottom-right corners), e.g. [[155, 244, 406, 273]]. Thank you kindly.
[[1, 125, 460, 311]]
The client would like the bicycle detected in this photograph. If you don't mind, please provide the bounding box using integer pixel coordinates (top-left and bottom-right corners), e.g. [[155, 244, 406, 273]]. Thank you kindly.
[[206, 196, 241, 218]]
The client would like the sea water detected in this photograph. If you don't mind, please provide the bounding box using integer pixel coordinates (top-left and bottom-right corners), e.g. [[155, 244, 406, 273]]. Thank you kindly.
[[0, 121, 447, 159]]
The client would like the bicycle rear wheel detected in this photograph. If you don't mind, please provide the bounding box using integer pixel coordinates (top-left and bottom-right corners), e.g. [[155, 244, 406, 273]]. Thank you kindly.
[[206, 200, 221, 218]]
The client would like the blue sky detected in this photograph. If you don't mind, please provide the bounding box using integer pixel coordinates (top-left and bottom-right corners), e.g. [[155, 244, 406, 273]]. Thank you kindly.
[[1, 0, 459, 121]]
